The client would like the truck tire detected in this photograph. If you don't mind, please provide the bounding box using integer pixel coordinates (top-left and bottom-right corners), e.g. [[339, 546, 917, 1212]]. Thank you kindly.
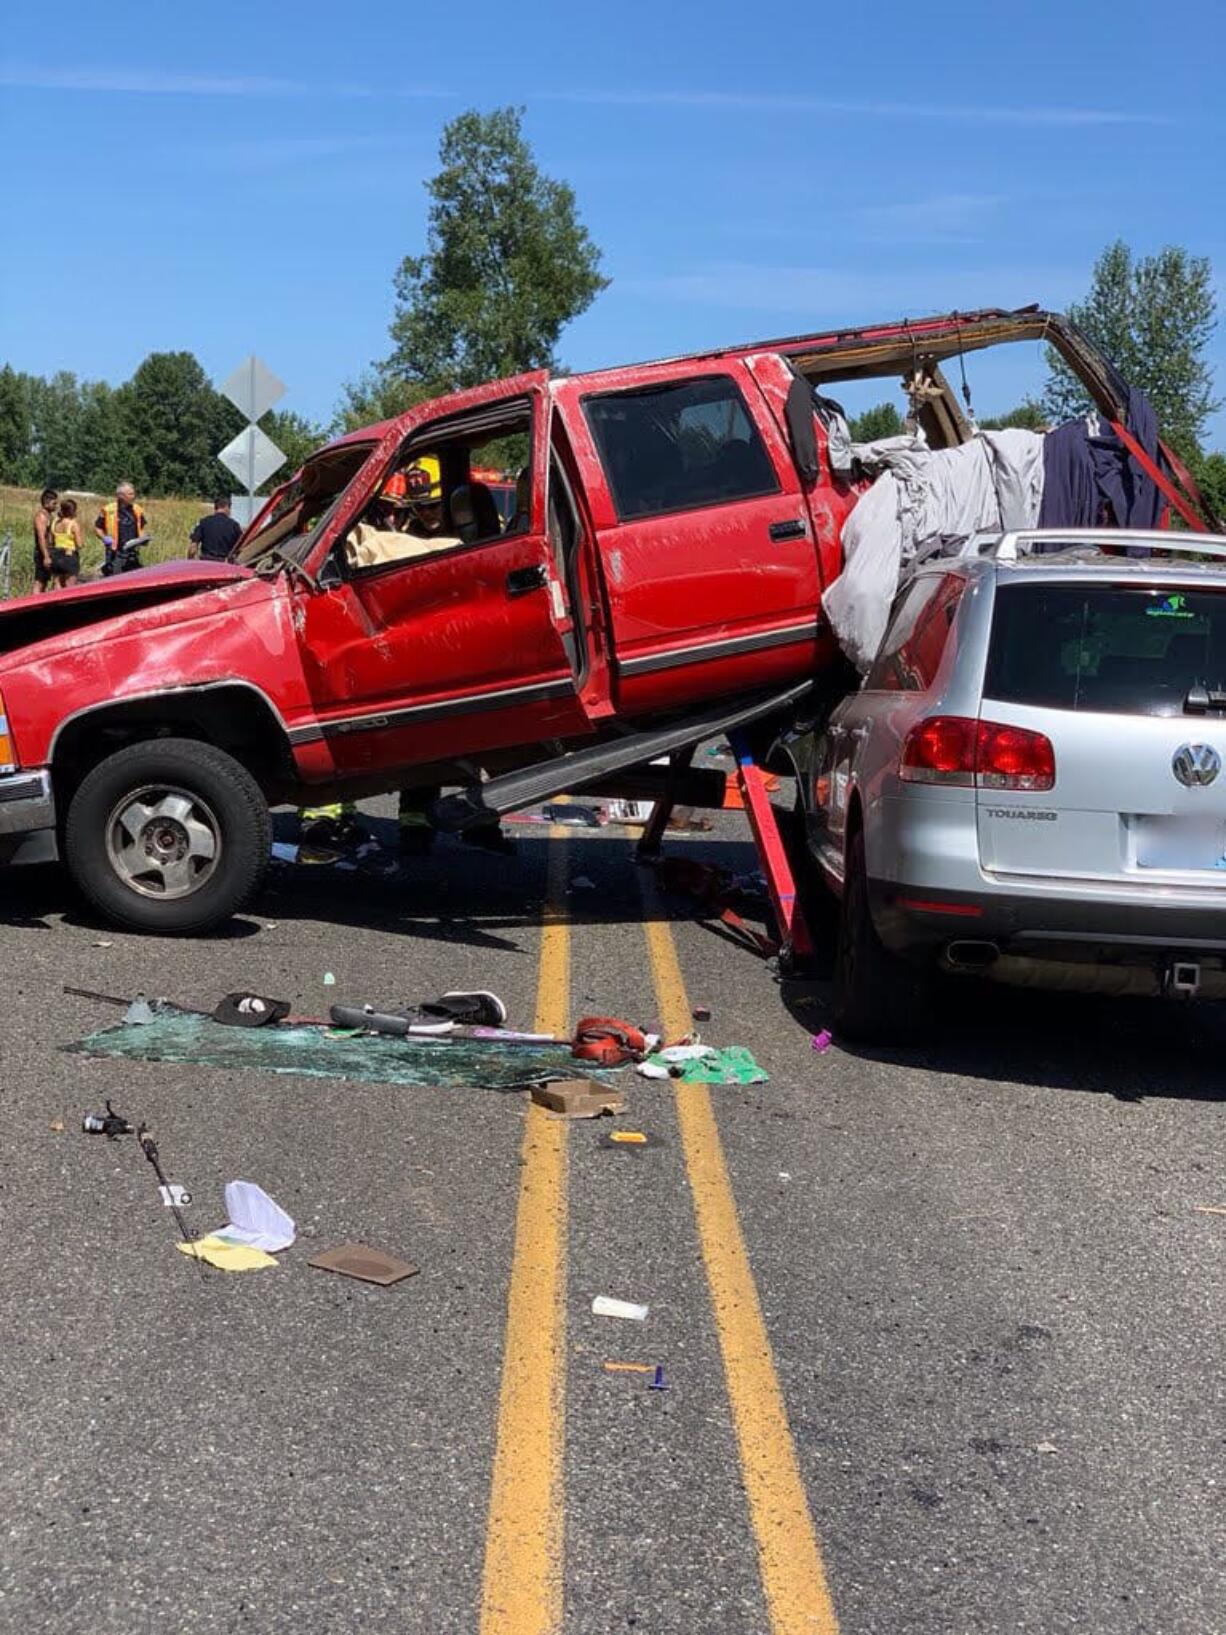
[[833, 831, 929, 1043], [64, 738, 271, 934]]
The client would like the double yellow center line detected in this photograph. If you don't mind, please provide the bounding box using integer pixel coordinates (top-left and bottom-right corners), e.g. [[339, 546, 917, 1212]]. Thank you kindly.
[[480, 836, 838, 1634]]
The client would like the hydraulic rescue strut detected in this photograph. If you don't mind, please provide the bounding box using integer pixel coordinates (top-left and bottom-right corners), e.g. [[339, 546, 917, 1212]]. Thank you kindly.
[[636, 730, 815, 974]]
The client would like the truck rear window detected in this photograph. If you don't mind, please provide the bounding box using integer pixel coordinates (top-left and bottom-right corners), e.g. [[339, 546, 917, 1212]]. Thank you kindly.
[[986, 582, 1226, 716], [583, 375, 780, 521]]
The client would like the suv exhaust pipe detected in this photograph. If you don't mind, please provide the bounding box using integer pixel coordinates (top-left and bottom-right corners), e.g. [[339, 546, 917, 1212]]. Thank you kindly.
[[943, 947, 1226, 999], [943, 940, 1000, 971]]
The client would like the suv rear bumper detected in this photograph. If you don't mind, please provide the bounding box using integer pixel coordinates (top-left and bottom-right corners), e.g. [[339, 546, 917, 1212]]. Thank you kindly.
[[870, 877, 1226, 960], [0, 770, 58, 865]]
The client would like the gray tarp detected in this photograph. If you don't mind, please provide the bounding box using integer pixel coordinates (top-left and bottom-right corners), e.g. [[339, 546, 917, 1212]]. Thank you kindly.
[[823, 429, 1045, 672]]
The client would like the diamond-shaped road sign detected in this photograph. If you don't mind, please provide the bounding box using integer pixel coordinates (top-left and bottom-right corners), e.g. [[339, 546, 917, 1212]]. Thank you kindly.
[[220, 355, 286, 425], [218, 424, 286, 494]]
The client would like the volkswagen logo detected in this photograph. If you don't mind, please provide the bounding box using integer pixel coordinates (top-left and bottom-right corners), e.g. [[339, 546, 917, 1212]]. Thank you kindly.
[[1172, 743, 1222, 787]]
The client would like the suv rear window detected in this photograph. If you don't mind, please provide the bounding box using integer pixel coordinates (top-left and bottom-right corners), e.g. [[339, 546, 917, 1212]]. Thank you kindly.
[[986, 582, 1226, 716], [583, 375, 780, 521]]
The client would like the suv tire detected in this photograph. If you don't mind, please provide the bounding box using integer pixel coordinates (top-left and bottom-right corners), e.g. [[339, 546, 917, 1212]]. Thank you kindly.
[[64, 738, 271, 934], [834, 830, 929, 1042]]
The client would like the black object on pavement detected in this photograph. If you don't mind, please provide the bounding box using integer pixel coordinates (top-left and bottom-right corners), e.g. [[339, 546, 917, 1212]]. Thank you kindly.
[[212, 992, 291, 1029], [421, 990, 508, 1027], [82, 1101, 133, 1139]]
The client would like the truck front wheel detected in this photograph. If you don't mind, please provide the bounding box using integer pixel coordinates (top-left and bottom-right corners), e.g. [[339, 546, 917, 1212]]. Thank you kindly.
[[64, 738, 271, 933]]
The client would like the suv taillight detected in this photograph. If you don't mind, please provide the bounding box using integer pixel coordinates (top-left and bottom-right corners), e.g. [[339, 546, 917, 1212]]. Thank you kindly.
[[900, 715, 1054, 791]]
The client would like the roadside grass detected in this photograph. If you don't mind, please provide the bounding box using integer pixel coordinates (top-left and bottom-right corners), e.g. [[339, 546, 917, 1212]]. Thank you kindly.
[[1, 485, 208, 597]]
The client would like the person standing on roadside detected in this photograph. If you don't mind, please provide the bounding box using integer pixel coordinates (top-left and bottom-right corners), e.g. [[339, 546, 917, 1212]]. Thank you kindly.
[[188, 496, 242, 562], [94, 481, 146, 575], [49, 499, 82, 589], [32, 488, 57, 594]]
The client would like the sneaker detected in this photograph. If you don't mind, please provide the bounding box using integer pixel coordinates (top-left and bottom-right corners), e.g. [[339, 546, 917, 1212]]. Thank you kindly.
[[421, 990, 508, 1028]]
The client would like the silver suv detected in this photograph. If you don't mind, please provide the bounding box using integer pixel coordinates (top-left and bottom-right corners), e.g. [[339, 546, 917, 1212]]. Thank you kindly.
[[793, 530, 1226, 1041]]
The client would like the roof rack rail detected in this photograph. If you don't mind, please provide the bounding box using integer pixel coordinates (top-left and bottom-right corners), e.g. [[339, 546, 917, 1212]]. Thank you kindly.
[[947, 528, 1226, 564]]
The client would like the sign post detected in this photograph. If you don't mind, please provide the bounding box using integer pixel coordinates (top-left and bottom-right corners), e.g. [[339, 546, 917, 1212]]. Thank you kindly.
[[217, 355, 288, 527]]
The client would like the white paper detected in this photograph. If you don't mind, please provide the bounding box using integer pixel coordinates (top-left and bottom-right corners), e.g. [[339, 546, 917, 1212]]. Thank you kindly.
[[592, 1295, 649, 1321], [635, 1061, 671, 1079], [211, 1181, 296, 1253], [158, 1184, 191, 1208]]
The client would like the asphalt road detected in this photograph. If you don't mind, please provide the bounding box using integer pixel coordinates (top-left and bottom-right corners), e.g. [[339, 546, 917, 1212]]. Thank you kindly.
[[1, 797, 1222, 1635]]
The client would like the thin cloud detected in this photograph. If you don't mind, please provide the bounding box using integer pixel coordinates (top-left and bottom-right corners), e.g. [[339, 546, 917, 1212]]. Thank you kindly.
[[0, 65, 313, 95], [535, 88, 1171, 127], [0, 65, 451, 99]]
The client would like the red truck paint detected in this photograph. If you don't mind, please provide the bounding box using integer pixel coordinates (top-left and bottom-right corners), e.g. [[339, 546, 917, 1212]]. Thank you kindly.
[[0, 305, 1212, 932]]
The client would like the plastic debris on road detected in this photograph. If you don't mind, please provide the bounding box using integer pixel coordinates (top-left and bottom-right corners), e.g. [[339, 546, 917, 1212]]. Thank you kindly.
[[71, 1004, 621, 1091], [212, 1181, 295, 1252], [592, 1295, 649, 1321], [638, 1044, 768, 1085], [177, 1235, 278, 1272], [811, 1029, 833, 1054]]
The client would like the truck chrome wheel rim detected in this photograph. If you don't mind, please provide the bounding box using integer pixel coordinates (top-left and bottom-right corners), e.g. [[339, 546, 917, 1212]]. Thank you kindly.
[[106, 785, 221, 900]]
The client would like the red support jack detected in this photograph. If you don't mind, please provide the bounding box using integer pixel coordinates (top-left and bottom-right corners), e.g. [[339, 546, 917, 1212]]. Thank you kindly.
[[726, 728, 814, 970], [636, 732, 815, 972]]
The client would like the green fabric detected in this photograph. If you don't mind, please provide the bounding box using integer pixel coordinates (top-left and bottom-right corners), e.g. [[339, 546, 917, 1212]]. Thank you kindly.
[[70, 1005, 613, 1092], [644, 1045, 768, 1085]]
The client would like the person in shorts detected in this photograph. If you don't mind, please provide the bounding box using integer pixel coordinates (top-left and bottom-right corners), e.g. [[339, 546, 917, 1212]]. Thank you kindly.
[[49, 498, 82, 588], [32, 489, 57, 593]]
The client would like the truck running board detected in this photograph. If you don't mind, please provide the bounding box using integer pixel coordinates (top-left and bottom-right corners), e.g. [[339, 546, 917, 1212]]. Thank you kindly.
[[428, 680, 814, 832]]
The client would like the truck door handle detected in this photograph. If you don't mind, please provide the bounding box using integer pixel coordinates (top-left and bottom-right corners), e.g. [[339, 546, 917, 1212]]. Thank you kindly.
[[769, 519, 808, 542], [506, 564, 549, 597]]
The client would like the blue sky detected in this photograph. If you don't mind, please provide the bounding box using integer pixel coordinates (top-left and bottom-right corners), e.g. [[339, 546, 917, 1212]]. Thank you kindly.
[[3, 0, 1224, 443]]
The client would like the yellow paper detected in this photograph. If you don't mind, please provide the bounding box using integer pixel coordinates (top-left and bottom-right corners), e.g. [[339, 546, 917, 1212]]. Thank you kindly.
[[177, 1234, 278, 1272]]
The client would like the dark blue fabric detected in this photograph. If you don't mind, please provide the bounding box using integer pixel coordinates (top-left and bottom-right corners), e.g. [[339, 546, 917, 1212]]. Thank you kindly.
[[1038, 387, 1167, 530]]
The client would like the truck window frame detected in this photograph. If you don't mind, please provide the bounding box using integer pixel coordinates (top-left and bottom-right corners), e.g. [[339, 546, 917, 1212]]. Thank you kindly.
[[580, 372, 782, 524], [339, 400, 536, 583]]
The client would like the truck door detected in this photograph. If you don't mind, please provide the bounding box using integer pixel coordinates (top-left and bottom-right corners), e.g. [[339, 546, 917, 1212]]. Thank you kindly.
[[554, 359, 821, 716], [296, 376, 595, 774]]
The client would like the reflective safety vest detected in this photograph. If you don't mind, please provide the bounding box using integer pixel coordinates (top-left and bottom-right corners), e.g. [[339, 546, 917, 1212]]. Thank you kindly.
[[102, 500, 145, 543]]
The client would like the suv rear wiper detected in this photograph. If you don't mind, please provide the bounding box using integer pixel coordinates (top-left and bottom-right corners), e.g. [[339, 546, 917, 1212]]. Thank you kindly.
[[1183, 685, 1226, 714]]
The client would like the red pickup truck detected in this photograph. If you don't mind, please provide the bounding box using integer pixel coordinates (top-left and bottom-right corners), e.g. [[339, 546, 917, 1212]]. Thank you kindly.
[[0, 307, 1207, 932]]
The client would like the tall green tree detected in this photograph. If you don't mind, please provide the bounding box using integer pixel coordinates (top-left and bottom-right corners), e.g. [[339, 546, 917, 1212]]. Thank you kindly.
[[1044, 240, 1220, 456], [117, 352, 239, 495], [261, 408, 325, 476], [848, 402, 904, 442], [365, 106, 607, 418], [0, 366, 34, 484]]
